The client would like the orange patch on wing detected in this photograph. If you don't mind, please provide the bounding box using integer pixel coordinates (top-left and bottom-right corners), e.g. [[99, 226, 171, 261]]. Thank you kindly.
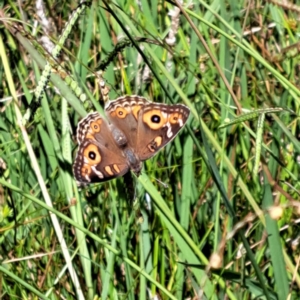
[[105, 166, 114, 176], [132, 105, 141, 120], [113, 164, 120, 173], [115, 107, 128, 119], [90, 119, 102, 132], [83, 144, 101, 164], [169, 113, 182, 124], [85, 133, 96, 141], [154, 136, 163, 147], [142, 109, 167, 130], [147, 144, 155, 152], [81, 164, 91, 176]]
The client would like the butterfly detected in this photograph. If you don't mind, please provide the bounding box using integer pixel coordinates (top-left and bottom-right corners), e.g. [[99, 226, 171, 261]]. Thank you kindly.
[[73, 96, 190, 183]]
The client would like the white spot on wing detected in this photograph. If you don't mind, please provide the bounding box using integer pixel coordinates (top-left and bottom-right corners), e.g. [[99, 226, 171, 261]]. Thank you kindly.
[[161, 112, 168, 119], [91, 166, 104, 178], [166, 122, 173, 138]]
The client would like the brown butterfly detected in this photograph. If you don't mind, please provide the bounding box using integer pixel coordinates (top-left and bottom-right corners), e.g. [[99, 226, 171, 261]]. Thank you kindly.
[[73, 96, 190, 183]]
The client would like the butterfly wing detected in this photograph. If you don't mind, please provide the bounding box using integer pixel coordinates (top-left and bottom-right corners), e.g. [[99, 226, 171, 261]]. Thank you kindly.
[[105, 96, 149, 150], [135, 102, 190, 161], [106, 96, 190, 161], [73, 112, 129, 183]]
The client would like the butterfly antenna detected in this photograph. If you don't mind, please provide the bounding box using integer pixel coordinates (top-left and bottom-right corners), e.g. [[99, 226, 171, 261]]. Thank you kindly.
[[153, 178, 169, 188]]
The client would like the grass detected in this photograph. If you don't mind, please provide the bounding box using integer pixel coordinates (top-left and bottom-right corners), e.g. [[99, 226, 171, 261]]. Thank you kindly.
[[0, 0, 300, 299]]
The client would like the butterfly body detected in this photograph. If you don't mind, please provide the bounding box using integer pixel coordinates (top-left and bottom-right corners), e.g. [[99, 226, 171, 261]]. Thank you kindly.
[[73, 96, 190, 183]]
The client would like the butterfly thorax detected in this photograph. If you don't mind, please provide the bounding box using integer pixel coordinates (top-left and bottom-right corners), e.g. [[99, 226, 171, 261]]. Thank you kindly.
[[111, 125, 128, 147], [111, 125, 142, 175], [123, 148, 142, 176]]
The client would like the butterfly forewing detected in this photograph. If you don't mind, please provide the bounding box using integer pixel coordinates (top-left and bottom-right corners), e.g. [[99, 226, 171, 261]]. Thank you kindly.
[[73, 112, 130, 183], [105, 96, 150, 150], [135, 103, 190, 161]]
